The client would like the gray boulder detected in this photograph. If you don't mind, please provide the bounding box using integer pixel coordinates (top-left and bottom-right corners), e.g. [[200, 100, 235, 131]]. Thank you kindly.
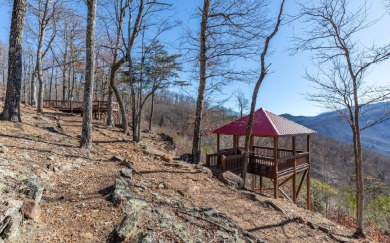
[[0, 144, 8, 154], [21, 178, 44, 203], [111, 179, 133, 207], [110, 155, 124, 162], [21, 200, 42, 221], [0, 213, 22, 241], [218, 171, 244, 189], [115, 213, 145, 241], [120, 168, 133, 179]]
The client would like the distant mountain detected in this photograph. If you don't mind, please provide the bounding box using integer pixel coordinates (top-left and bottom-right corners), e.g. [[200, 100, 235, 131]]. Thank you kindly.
[[281, 102, 390, 155]]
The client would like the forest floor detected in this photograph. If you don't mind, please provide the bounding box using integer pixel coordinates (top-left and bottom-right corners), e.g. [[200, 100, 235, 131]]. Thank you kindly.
[[0, 104, 376, 242]]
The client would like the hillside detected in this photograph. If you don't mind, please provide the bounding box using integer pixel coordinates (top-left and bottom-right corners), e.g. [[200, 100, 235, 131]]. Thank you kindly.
[[281, 102, 390, 155], [0, 104, 364, 242]]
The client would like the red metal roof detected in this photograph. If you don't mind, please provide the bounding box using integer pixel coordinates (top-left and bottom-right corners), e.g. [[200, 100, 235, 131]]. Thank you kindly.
[[213, 108, 316, 137]]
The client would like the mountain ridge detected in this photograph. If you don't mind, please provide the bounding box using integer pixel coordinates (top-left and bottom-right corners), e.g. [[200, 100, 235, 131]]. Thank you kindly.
[[281, 102, 390, 155]]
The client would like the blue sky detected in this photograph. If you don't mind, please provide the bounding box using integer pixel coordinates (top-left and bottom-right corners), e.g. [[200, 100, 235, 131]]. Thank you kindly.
[[167, 0, 390, 116], [0, 0, 389, 116]]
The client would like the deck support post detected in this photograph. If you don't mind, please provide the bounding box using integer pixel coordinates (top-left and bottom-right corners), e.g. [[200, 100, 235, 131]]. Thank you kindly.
[[233, 136, 236, 154], [221, 155, 227, 172], [217, 134, 220, 153], [296, 170, 307, 197], [251, 174, 256, 190], [115, 111, 119, 125], [98, 100, 101, 120], [260, 175, 263, 194], [273, 137, 279, 199], [292, 136, 297, 204], [306, 135, 311, 210]]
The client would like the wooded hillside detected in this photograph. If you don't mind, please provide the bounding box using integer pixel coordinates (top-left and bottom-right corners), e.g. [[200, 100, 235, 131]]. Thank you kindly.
[[1, 0, 390, 241]]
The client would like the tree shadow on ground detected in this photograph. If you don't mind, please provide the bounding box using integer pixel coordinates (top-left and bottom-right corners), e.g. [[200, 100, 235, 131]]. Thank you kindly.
[[247, 217, 299, 232], [139, 170, 202, 175], [7, 145, 90, 159], [246, 218, 302, 241], [93, 140, 130, 144], [0, 133, 77, 148]]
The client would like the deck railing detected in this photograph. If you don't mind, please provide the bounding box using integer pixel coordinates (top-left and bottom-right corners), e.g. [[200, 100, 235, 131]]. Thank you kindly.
[[208, 146, 309, 178], [249, 155, 275, 176], [222, 154, 245, 172], [252, 146, 304, 158], [205, 148, 240, 167], [277, 152, 309, 177], [42, 100, 119, 111]]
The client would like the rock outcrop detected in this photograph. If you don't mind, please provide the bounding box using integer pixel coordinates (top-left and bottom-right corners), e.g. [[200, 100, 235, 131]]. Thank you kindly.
[[218, 171, 244, 189]]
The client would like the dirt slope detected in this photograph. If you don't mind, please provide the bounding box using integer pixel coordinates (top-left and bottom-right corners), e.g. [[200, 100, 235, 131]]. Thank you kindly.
[[0, 104, 367, 242]]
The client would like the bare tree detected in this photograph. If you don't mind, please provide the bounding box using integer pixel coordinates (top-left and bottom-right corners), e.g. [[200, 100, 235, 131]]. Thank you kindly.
[[295, 0, 390, 236], [127, 1, 174, 142], [80, 0, 97, 149], [241, 0, 286, 185], [50, 10, 84, 102], [1, 0, 27, 121], [191, 0, 210, 164], [98, 0, 130, 130], [26, 0, 61, 112], [190, 0, 268, 163], [236, 90, 249, 118], [0, 41, 8, 86], [21, 48, 35, 101]]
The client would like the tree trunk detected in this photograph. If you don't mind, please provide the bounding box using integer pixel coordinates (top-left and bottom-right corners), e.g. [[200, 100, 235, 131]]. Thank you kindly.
[[62, 46, 68, 101], [36, 0, 50, 113], [352, 82, 364, 236], [1, 0, 27, 122], [55, 69, 58, 101], [105, 0, 129, 133], [2, 70, 5, 85], [132, 42, 146, 142], [36, 42, 45, 112], [148, 89, 155, 131], [70, 43, 76, 113], [80, 0, 97, 149], [48, 67, 54, 101], [130, 68, 139, 141], [62, 66, 66, 100], [67, 56, 72, 102], [109, 60, 128, 133], [22, 59, 27, 101], [352, 127, 364, 236], [241, 0, 285, 186], [30, 67, 37, 106], [191, 0, 210, 164], [106, 85, 113, 126]]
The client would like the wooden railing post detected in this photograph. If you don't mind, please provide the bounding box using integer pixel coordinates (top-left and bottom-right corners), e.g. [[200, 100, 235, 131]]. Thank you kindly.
[[221, 155, 226, 172], [98, 100, 101, 120], [306, 135, 311, 210], [273, 137, 279, 199], [252, 174, 256, 190], [292, 136, 297, 204], [217, 134, 220, 153]]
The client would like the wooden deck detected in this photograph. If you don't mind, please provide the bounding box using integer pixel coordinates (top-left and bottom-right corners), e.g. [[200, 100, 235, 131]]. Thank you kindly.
[[206, 146, 309, 178], [206, 145, 310, 207], [42, 100, 120, 124]]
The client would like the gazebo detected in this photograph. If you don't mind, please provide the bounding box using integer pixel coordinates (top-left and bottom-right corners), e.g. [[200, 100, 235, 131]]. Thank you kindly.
[[206, 108, 316, 209]]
